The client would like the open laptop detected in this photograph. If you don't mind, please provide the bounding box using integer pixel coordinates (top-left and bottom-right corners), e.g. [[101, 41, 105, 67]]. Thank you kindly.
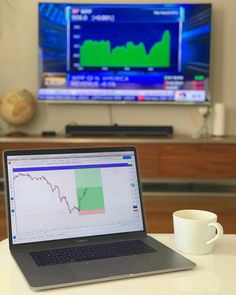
[[3, 146, 195, 290]]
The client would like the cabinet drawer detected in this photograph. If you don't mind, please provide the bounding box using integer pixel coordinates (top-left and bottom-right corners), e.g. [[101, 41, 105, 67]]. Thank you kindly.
[[159, 144, 236, 178]]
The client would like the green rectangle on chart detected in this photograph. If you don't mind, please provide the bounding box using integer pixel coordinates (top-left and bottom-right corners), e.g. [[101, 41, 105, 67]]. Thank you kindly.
[[75, 168, 105, 211], [77, 186, 104, 211], [75, 168, 102, 187]]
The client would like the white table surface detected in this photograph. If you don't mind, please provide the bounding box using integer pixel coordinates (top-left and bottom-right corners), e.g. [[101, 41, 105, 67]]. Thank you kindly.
[[0, 234, 235, 295]]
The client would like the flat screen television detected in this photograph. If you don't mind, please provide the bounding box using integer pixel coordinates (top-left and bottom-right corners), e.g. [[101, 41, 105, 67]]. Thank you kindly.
[[38, 2, 212, 104]]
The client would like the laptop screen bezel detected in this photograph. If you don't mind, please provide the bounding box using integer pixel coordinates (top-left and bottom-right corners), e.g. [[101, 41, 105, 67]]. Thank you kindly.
[[3, 146, 147, 249]]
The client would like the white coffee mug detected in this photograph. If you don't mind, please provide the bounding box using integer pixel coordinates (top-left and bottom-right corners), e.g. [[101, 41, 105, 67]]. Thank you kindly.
[[173, 209, 223, 255]]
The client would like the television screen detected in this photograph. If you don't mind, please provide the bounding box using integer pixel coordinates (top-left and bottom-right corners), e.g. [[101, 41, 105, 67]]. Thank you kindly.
[[38, 3, 212, 103]]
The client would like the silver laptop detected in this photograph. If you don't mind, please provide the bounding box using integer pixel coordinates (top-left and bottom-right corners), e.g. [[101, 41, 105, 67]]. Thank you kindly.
[[4, 146, 195, 290]]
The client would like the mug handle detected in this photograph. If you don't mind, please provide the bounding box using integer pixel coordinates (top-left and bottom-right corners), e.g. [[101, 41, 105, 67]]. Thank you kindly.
[[206, 222, 224, 245]]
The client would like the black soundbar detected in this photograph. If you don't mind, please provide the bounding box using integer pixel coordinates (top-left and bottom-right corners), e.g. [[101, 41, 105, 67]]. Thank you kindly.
[[65, 125, 173, 137]]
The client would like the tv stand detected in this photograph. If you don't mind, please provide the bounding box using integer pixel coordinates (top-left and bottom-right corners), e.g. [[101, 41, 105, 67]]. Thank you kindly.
[[65, 125, 173, 137], [0, 136, 236, 234]]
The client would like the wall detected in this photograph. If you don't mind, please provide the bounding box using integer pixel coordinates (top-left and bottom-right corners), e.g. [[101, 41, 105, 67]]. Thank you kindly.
[[0, 0, 236, 136]]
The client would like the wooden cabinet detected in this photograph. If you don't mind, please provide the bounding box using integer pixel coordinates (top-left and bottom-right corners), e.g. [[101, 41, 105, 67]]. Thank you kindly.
[[1, 136, 236, 180], [1, 136, 236, 234], [143, 194, 236, 234], [159, 144, 236, 179]]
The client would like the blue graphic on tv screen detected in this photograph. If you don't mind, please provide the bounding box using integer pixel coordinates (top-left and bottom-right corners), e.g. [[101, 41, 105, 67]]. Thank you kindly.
[[38, 3, 212, 103]]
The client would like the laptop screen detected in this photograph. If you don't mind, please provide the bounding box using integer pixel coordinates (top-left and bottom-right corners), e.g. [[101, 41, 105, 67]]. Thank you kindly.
[[5, 148, 145, 244]]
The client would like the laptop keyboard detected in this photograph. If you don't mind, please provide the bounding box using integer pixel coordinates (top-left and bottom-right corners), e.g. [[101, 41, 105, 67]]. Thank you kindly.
[[30, 240, 156, 267]]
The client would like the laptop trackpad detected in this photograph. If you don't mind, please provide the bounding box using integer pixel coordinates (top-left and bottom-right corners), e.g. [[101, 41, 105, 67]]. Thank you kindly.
[[68, 256, 153, 281]]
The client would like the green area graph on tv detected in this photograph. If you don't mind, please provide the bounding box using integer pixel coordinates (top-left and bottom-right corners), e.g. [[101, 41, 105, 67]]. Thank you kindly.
[[80, 30, 171, 68]]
